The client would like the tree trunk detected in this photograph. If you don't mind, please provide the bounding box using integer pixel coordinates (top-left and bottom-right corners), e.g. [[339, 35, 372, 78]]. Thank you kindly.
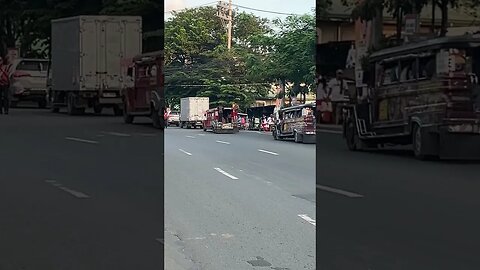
[[440, 0, 448, 37]]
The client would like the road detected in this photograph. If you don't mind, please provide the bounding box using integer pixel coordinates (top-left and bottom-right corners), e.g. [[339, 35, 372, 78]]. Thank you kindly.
[[165, 127, 316, 269], [0, 108, 163, 270], [317, 129, 480, 270]]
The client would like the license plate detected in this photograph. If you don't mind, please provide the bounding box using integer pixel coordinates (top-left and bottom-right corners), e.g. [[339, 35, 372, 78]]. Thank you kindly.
[[448, 124, 480, 134]]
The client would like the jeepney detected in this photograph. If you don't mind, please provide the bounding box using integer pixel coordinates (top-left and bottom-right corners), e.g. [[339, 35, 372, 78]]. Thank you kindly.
[[272, 103, 316, 143], [343, 35, 480, 159], [203, 106, 239, 134], [122, 51, 164, 129]]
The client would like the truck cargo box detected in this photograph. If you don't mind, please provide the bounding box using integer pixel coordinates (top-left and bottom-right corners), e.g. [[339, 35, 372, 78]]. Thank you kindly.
[[180, 97, 209, 126], [51, 16, 142, 92]]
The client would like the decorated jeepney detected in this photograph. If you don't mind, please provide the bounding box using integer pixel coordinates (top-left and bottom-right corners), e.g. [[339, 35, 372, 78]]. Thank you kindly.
[[343, 35, 480, 160], [203, 104, 239, 134]]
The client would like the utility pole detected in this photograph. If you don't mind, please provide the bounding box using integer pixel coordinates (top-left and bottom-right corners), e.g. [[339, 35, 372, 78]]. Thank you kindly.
[[216, 0, 233, 50]]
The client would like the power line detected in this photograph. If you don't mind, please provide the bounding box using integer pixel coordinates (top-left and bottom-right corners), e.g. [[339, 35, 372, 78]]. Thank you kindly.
[[231, 4, 304, 16], [164, 1, 217, 14], [164, 1, 308, 16], [166, 82, 272, 87]]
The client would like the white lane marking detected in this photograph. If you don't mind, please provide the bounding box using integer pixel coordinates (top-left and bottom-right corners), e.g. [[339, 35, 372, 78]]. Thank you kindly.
[[214, 168, 238, 180], [298, 214, 316, 226], [258, 149, 279, 156], [45, 180, 89, 199], [65, 137, 98, 144], [317, 184, 364, 198], [179, 149, 192, 156], [317, 129, 342, 135], [186, 135, 196, 138], [138, 133, 158, 137], [102, 131, 131, 137], [185, 237, 207, 240], [216, 140, 231, 145], [197, 134, 206, 136]]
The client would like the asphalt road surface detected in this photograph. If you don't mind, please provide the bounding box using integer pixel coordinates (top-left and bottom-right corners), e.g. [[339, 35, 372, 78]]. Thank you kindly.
[[165, 127, 316, 270], [317, 129, 480, 270], [0, 108, 163, 270]]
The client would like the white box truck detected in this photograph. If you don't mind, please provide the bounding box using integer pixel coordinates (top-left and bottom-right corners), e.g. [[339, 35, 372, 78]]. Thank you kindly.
[[180, 97, 209, 129], [48, 15, 142, 115]]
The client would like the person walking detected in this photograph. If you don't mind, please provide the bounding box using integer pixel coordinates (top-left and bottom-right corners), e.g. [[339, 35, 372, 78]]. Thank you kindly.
[[0, 56, 13, 115], [327, 69, 349, 124]]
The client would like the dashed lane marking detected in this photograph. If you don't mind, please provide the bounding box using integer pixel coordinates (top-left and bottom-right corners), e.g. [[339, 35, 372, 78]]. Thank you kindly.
[[186, 135, 196, 138], [216, 140, 231, 145], [298, 214, 316, 226], [65, 137, 99, 144], [317, 184, 364, 198], [258, 149, 279, 156], [214, 168, 239, 180], [102, 131, 131, 137], [45, 180, 90, 199], [179, 149, 192, 156]]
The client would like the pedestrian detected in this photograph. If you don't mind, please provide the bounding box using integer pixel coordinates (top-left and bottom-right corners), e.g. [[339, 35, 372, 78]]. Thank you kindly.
[[327, 69, 349, 124], [0, 56, 13, 115]]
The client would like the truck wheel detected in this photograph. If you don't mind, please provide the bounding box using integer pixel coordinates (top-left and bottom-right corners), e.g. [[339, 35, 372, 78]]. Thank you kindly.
[[113, 105, 123, 116], [67, 94, 77, 115], [413, 124, 428, 160]]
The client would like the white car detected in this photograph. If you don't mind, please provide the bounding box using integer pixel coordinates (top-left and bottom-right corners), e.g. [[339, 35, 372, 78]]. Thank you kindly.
[[10, 58, 49, 108]]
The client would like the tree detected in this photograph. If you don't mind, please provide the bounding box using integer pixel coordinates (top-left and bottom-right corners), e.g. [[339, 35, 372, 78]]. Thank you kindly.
[[246, 14, 316, 105]]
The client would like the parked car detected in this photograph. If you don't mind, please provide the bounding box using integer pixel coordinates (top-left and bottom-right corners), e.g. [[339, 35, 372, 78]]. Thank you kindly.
[[168, 111, 180, 126], [10, 58, 49, 108]]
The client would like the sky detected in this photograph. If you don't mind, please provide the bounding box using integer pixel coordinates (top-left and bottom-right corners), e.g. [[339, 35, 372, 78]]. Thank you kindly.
[[165, 0, 315, 21]]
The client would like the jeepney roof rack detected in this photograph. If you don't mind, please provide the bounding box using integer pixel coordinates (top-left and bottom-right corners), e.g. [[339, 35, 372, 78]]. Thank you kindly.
[[369, 35, 480, 63], [279, 102, 315, 112]]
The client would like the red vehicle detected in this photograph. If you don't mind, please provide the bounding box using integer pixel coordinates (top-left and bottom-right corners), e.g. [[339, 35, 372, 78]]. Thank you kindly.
[[203, 106, 239, 133], [122, 51, 164, 129]]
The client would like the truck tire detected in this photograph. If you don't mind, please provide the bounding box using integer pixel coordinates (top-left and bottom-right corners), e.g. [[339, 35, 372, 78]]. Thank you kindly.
[[67, 93, 78, 115]]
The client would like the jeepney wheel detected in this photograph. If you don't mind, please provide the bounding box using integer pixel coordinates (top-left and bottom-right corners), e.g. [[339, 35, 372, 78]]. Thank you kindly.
[[345, 120, 359, 151], [413, 124, 427, 160], [123, 102, 134, 124], [152, 109, 162, 129], [294, 131, 303, 143]]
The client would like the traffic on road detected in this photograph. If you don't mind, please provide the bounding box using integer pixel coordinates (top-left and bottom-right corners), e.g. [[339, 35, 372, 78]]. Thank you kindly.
[[165, 125, 315, 269]]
